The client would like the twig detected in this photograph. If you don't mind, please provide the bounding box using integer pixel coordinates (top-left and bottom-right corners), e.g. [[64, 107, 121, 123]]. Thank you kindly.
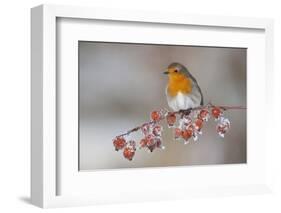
[[116, 103, 246, 138], [117, 121, 156, 138]]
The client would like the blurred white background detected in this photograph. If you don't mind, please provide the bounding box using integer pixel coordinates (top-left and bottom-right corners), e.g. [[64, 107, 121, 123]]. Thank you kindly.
[[1, 0, 281, 212], [79, 42, 246, 170]]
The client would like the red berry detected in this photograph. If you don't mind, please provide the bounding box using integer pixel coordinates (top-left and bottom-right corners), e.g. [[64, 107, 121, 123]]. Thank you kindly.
[[146, 136, 157, 152], [146, 134, 155, 146], [216, 118, 230, 137], [217, 125, 226, 134], [166, 112, 177, 127], [155, 137, 163, 148], [198, 109, 209, 121], [216, 124, 228, 138], [147, 143, 157, 152], [182, 128, 193, 141], [139, 138, 148, 148], [181, 115, 192, 127], [113, 137, 126, 151], [123, 147, 135, 161], [128, 140, 136, 149], [211, 107, 222, 118], [141, 124, 150, 136], [152, 125, 162, 136], [174, 128, 182, 139], [150, 110, 161, 122], [194, 119, 203, 130]]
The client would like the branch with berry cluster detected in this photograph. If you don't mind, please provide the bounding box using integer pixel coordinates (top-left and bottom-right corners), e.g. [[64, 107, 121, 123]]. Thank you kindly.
[[112, 103, 246, 161]]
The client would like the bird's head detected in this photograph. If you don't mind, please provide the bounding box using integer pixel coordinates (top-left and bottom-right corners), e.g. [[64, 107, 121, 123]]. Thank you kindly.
[[163, 63, 193, 97], [163, 63, 189, 81]]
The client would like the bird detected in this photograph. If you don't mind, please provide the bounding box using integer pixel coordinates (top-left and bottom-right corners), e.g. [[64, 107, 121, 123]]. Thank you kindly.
[[164, 62, 203, 111]]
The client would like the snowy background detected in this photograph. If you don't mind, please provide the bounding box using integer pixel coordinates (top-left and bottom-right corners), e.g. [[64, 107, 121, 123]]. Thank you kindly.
[[79, 41, 246, 170]]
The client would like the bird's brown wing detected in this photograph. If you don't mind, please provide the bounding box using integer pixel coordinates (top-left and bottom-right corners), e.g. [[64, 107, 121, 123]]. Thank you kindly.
[[184, 72, 204, 106]]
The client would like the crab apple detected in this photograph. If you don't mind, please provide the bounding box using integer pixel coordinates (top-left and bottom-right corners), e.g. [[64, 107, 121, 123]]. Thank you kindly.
[[174, 128, 182, 140], [123, 146, 135, 161], [128, 140, 136, 149], [194, 118, 204, 131], [182, 128, 193, 141], [145, 134, 157, 152], [211, 107, 222, 119], [166, 112, 177, 127], [141, 124, 150, 136], [113, 137, 127, 151], [150, 110, 162, 122], [216, 117, 230, 138], [139, 138, 148, 148], [155, 137, 164, 149], [181, 115, 192, 127], [146, 134, 156, 146], [147, 143, 157, 152], [198, 109, 210, 121], [152, 125, 162, 137]]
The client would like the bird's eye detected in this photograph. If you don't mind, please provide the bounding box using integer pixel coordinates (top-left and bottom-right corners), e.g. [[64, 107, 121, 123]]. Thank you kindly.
[[174, 69, 178, 73]]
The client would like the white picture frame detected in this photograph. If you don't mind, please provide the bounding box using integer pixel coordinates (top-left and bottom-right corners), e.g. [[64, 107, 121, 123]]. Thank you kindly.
[[31, 4, 274, 208]]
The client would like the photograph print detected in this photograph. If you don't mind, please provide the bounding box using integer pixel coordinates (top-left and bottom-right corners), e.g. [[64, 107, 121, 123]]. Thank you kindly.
[[78, 41, 247, 171]]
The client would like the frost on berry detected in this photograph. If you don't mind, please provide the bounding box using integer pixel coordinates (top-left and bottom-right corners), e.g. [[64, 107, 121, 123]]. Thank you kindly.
[[175, 114, 194, 143], [141, 124, 151, 136], [192, 130, 199, 141], [150, 110, 162, 122], [216, 117, 230, 138], [147, 141, 156, 152], [139, 138, 148, 148], [179, 115, 192, 129], [194, 118, 204, 134], [113, 137, 127, 151], [155, 137, 165, 149], [139, 132, 165, 152], [152, 124, 163, 137], [146, 134, 155, 146], [212, 107, 222, 119], [166, 112, 177, 128], [147, 143, 157, 152], [123, 146, 135, 161], [182, 126, 193, 144], [145, 134, 157, 152], [128, 140, 136, 149], [174, 127, 182, 140], [198, 109, 210, 121], [123, 140, 136, 161], [113, 105, 240, 160]]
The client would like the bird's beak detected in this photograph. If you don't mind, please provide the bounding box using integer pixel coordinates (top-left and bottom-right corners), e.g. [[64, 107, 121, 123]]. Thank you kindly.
[[163, 71, 169, 75]]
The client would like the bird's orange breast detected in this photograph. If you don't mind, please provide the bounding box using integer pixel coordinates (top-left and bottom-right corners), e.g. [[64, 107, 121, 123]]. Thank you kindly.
[[167, 74, 192, 97]]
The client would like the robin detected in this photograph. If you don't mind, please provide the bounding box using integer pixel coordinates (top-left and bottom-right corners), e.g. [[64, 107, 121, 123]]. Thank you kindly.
[[164, 62, 204, 111]]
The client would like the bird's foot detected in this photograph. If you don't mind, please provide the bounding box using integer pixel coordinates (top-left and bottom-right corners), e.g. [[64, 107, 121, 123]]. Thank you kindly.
[[179, 108, 192, 117]]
